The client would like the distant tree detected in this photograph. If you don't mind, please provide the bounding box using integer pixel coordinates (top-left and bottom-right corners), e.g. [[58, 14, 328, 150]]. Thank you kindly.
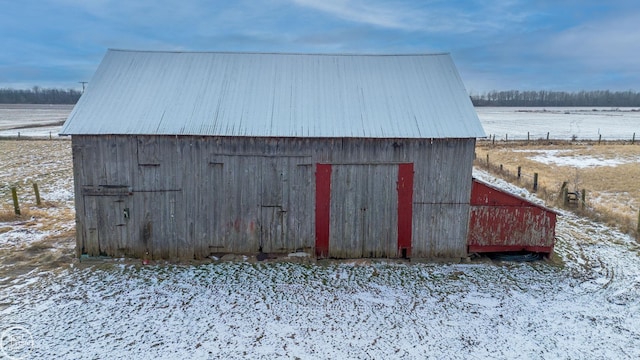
[[470, 90, 640, 107], [0, 87, 82, 104]]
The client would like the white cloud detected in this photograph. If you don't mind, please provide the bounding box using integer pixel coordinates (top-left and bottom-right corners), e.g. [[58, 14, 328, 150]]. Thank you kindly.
[[290, 0, 532, 34], [291, 0, 422, 30], [544, 12, 640, 71]]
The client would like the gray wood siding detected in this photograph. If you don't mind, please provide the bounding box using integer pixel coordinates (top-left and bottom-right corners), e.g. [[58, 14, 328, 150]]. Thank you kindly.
[[71, 135, 475, 259], [329, 164, 398, 258]]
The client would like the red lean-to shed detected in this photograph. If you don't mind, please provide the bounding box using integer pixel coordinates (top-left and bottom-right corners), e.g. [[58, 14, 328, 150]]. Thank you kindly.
[[468, 178, 558, 254]]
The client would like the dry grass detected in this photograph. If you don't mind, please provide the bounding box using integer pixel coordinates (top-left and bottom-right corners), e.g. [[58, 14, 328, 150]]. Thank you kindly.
[[1, 139, 75, 273], [475, 141, 640, 236]]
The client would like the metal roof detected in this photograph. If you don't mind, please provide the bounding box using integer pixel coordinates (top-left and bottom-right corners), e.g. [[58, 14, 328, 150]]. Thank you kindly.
[[60, 50, 485, 138]]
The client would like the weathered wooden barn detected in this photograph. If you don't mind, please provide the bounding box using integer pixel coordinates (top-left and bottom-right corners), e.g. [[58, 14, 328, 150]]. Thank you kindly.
[[468, 179, 558, 254], [60, 49, 486, 260]]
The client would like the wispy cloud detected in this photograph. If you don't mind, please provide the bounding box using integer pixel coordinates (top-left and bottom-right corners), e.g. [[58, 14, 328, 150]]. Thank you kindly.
[[289, 0, 533, 34], [544, 12, 640, 71], [290, 0, 421, 30]]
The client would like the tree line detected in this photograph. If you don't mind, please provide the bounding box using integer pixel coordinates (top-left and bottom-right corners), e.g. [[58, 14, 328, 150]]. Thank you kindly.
[[0, 87, 81, 104], [2, 86, 640, 107], [471, 90, 640, 107]]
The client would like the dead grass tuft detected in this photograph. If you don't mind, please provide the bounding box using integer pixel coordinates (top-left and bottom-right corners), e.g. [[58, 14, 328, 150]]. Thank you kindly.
[[0, 208, 33, 222]]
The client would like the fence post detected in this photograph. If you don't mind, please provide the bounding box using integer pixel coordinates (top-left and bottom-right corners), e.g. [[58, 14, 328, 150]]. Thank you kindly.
[[11, 187, 21, 215], [517, 166, 521, 180], [546, 132, 549, 140], [492, 135, 495, 145], [559, 181, 567, 199], [33, 183, 42, 206], [598, 134, 602, 144], [581, 189, 586, 209], [527, 132, 530, 143], [505, 133, 508, 142], [533, 173, 538, 192], [486, 154, 489, 166], [562, 187, 568, 207], [633, 132, 636, 144], [499, 164, 503, 173]]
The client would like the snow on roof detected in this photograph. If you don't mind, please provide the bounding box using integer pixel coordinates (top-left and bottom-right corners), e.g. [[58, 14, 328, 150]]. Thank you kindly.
[[60, 50, 485, 138]]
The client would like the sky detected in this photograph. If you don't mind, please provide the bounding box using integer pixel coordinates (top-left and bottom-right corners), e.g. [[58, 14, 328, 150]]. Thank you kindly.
[[1, 0, 639, 93]]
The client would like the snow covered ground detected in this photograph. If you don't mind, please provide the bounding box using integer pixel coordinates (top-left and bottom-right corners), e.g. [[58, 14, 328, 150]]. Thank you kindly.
[[0, 104, 73, 138], [2, 105, 639, 141], [477, 107, 640, 141]]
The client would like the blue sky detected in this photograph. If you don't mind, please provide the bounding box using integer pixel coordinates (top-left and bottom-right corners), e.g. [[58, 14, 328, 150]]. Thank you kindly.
[[1, 0, 639, 93]]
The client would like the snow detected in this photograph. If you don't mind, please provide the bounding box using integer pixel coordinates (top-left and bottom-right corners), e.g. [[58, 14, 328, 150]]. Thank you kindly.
[[2, 231, 639, 359], [477, 107, 640, 140], [509, 149, 640, 168], [0, 104, 72, 138]]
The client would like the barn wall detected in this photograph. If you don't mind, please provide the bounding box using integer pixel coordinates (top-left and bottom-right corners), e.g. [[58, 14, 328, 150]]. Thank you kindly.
[[71, 135, 475, 259]]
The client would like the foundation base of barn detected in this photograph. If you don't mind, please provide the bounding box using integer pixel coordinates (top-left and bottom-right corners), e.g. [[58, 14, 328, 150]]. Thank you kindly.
[[410, 257, 470, 264], [468, 245, 553, 255]]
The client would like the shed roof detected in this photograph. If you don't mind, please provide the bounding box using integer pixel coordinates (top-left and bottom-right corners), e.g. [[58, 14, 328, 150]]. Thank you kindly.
[[60, 50, 485, 138]]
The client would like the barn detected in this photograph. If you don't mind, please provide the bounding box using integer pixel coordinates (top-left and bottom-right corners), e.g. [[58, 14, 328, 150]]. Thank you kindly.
[[60, 49, 486, 260]]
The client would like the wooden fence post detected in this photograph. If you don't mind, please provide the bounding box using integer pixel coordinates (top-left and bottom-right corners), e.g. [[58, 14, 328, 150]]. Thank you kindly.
[[500, 164, 503, 173], [598, 134, 602, 144], [33, 183, 42, 206], [562, 187, 568, 207], [517, 166, 521, 180], [533, 173, 538, 192], [527, 132, 530, 143], [559, 181, 568, 201], [546, 132, 549, 140], [486, 154, 489, 166], [581, 189, 586, 209], [505, 133, 508, 142], [11, 187, 21, 215], [492, 135, 495, 145], [633, 132, 636, 144]]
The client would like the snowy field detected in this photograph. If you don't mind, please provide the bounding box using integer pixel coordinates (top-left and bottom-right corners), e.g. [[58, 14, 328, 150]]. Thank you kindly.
[[477, 107, 640, 141], [0, 104, 73, 138], [2, 105, 639, 141]]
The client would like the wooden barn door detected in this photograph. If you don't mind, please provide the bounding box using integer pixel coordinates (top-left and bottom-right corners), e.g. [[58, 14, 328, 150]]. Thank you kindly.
[[83, 193, 131, 256], [260, 158, 286, 252], [328, 164, 398, 258], [258, 156, 313, 253]]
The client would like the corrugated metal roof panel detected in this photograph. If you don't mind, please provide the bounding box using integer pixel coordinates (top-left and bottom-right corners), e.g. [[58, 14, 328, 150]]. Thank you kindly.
[[60, 50, 485, 138]]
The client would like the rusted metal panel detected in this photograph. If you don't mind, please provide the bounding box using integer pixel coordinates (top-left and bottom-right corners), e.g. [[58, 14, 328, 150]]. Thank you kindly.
[[468, 179, 557, 254]]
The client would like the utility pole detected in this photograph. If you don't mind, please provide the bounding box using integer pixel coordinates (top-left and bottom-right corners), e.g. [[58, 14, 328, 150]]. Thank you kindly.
[[79, 81, 88, 93]]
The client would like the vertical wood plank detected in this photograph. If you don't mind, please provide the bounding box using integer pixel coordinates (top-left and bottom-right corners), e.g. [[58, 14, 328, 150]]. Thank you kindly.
[[397, 163, 414, 258], [315, 163, 331, 257]]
